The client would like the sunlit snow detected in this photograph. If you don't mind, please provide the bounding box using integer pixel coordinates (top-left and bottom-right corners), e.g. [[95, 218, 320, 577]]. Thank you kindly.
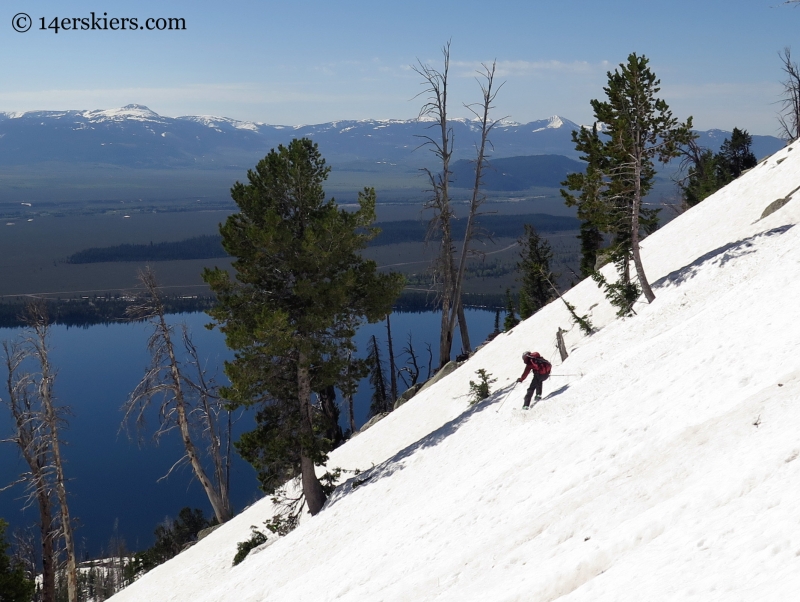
[[110, 141, 800, 601], [530, 115, 569, 133]]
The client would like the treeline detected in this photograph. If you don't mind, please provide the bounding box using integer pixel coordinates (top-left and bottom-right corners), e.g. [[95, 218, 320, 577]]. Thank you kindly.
[[392, 291, 506, 313], [0, 292, 504, 329], [371, 213, 579, 246], [0, 296, 216, 329], [64, 214, 580, 265], [405, 259, 515, 287], [66, 235, 228, 264]]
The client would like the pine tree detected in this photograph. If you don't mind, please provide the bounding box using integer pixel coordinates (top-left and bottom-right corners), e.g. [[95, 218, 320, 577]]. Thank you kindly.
[[503, 289, 519, 331], [367, 335, 389, 417], [718, 127, 757, 179], [517, 224, 556, 319], [203, 139, 404, 516], [680, 128, 756, 207], [680, 146, 725, 207], [561, 123, 608, 277], [581, 53, 692, 311]]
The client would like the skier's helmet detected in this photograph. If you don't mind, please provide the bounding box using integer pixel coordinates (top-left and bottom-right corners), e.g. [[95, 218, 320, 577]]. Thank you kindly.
[[522, 352, 530, 361]]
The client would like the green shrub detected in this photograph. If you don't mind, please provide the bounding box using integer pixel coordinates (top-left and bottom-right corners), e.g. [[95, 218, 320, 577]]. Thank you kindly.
[[468, 369, 497, 405], [232, 527, 268, 567]]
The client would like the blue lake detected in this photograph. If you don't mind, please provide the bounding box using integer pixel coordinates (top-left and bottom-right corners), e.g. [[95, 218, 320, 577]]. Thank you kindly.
[[0, 308, 496, 556]]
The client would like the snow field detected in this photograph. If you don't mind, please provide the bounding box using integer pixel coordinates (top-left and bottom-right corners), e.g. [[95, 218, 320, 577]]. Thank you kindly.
[[111, 141, 800, 601]]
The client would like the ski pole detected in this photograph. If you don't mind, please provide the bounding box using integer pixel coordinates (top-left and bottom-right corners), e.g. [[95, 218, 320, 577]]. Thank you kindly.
[[496, 381, 518, 413]]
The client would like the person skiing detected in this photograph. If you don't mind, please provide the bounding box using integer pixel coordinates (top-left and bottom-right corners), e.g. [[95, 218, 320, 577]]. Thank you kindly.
[[517, 351, 551, 409]]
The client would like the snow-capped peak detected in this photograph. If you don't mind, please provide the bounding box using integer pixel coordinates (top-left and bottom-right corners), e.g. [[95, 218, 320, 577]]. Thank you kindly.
[[81, 104, 163, 122], [547, 115, 564, 128], [177, 115, 264, 133], [530, 115, 571, 133]]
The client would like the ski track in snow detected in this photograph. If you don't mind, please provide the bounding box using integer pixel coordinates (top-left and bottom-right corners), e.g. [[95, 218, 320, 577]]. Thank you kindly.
[[110, 142, 800, 601]]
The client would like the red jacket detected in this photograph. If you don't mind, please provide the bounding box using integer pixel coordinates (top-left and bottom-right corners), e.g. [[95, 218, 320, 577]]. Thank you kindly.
[[519, 352, 543, 381]]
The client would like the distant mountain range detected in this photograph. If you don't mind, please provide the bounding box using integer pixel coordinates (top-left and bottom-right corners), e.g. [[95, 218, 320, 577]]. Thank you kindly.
[[0, 105, 786, 170]]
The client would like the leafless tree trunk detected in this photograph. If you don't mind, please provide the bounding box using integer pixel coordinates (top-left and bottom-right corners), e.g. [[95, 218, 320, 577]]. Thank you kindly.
[[339, 351, 358, 435], [778, 47, 800, 143], [447, 61, 502, 355], [10, 526, 45, 601], [2, 340, 57, 602], [398, 333, 421, 388], [556, 328, 569, 362], [296, 350, 326, 516], [123, 268, 232, 523], [182, 331, 231, 513], [345, 392, 355, 435], [630, 150, 656, 303], [23, 304, 78, 602], [413, 41, 465, 368], [385, 314, 397, 404], [455, 303, 470, 356]]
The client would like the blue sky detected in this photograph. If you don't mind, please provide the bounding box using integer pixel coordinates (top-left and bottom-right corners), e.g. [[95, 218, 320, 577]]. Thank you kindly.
[[1, 0, 798, 134]]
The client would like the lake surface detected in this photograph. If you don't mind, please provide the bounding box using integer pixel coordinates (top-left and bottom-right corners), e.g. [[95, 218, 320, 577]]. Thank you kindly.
[[0, 308, 496, 556]]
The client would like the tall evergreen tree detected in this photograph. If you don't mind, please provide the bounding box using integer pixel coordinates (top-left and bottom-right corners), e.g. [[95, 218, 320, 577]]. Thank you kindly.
[[718, 127, 757, 179], [581, 53, 692, 311], [679, 128, 756, 207], [517, 224, 555, 319], [680, 145, 725, 207], [561, 123, 608, 277], [366, 335, 389, 417], [594, 54, 692, 304], [203, 139, 404, 516], [503, 289, 519, 331]]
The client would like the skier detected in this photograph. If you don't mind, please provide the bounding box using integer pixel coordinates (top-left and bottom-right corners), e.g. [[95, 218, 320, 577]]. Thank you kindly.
[[517, 351, 551, 409]]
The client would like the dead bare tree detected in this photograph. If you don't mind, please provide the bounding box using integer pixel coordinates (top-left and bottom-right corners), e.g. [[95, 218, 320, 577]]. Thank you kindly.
[[446, 61, 502, 359], [2, 339, 57, 602], [123, 268, 232, 523], [778, 47, 800, 142], [397, 333, 422, 389], [413, 41, 469, 369], [22, 303, 78, 602], [10, 526, 41, 598]]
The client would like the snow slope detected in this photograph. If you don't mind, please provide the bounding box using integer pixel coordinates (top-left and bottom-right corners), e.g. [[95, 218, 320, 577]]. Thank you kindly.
[[110, 142, 800, 601]]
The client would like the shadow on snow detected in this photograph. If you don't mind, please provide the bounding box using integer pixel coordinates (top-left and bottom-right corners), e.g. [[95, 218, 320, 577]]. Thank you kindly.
[[324, 381, 513, 509], [652, 224, 793, 290]]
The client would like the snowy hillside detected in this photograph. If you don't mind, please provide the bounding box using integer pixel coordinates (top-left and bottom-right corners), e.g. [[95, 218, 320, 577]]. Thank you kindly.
[[110, 141, 800, 601]]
